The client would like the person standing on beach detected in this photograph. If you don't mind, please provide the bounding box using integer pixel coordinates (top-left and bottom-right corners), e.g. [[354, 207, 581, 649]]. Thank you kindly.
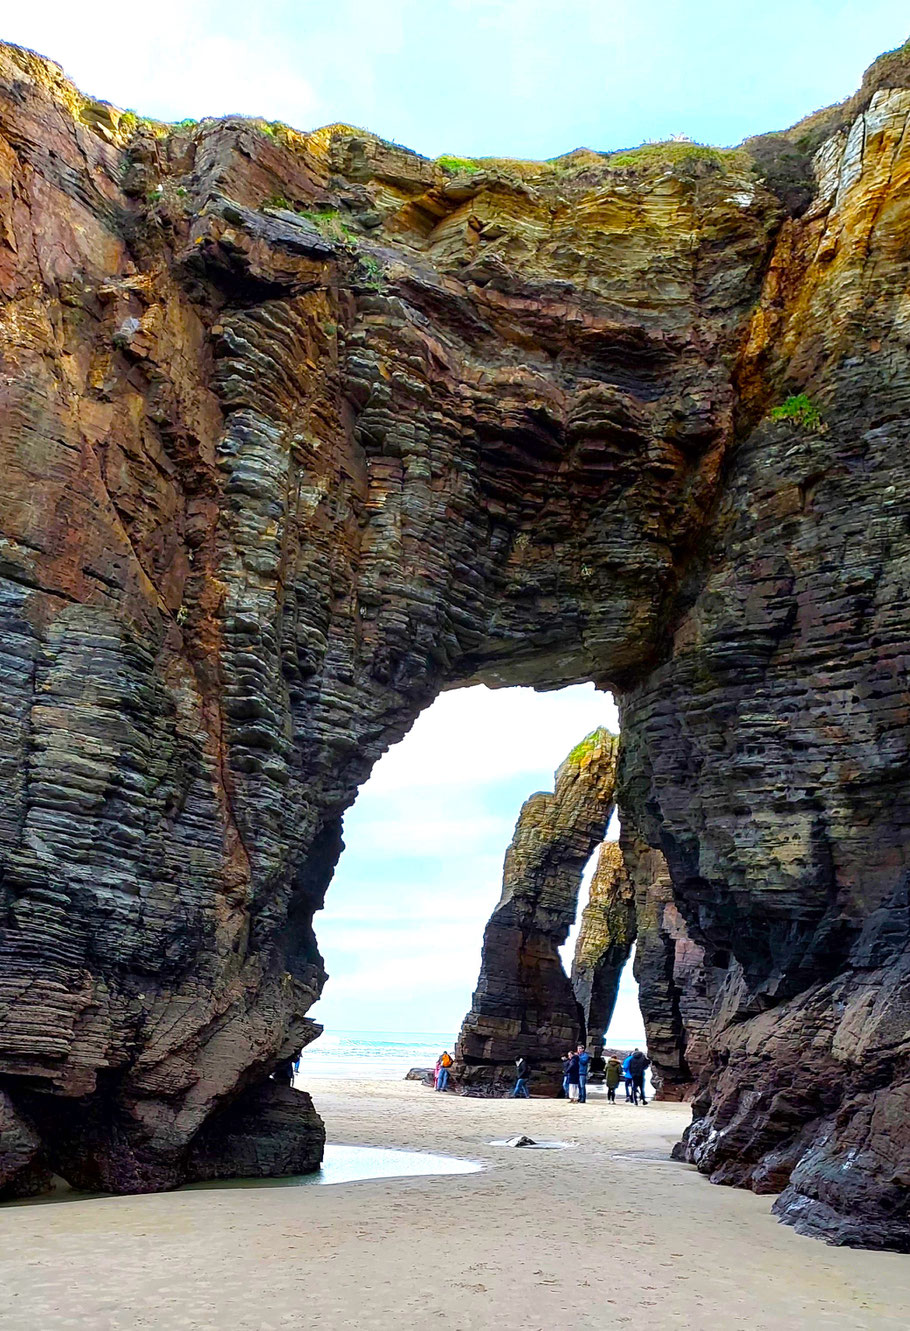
[[576, 1044, 591, 1103], [622, 1051, 635, 1101], [435, 1050, 453, 1091], [561, 1052, 571, 1098], [628, 1048, 651, 1105], [566, 1050, 581, 1102], [512, 1056, 530, 1098], [605, 1056, 622, 1103]]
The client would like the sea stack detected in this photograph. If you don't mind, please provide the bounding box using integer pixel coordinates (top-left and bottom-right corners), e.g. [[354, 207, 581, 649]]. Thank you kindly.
[[454, 728, 618, 1090]]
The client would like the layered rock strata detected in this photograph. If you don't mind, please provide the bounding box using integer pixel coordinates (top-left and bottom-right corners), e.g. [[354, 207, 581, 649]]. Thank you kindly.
[[455, 729, 617, 1089], [0, 39, 908, 1245], [568, 833, 716, 1097], [569, 840, 635, 1059], [619, 830, 720, 1099]]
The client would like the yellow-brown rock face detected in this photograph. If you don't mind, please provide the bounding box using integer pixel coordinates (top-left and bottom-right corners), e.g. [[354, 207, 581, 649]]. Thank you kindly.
[[1, 38, 910, 1247]]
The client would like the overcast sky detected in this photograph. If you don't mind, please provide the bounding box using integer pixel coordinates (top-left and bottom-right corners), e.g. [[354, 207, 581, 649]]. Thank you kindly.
[[5, 3, 909, 159]]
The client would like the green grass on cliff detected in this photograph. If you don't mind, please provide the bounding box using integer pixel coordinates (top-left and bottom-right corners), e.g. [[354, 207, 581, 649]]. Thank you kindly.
[[436, 155, 482, 175], [260, 198, 358, 242], [603, 141, 751, 173], [566, 727, 611, 765], [298, 207, 357, 240], [769, 394, 825, 431]]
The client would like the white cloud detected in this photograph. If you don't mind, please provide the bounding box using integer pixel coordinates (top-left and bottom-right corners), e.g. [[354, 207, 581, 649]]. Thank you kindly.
[[3, 5, 321, 124], [348, 813, 507, 858], [368, 683, 617, 794]]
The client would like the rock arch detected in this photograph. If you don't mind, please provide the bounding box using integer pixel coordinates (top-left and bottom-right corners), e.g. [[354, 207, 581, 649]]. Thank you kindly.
[[0, 42, 909, 1247]]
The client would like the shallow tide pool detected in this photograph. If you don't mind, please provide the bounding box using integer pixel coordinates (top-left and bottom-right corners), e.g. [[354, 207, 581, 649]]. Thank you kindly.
[[184, 1143, 482, 1190], [5, 1144, 483, 1207]]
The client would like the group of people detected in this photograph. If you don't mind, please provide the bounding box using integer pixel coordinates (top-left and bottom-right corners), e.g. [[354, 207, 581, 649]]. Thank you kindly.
[[433, 1045, 651, 1102], [434, 1049, 453, 1090], [605, 1048, 650, 1105], [560, 1044, 591, 1101], [544, 1045, 651, 1104]]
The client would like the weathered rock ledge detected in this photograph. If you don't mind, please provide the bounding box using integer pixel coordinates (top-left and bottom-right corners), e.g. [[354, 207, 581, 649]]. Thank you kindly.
[[1, 39, 909, 1246]]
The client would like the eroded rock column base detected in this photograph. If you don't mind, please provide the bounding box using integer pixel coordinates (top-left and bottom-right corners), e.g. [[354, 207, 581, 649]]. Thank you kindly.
[[187, 1083, 326, 1183]]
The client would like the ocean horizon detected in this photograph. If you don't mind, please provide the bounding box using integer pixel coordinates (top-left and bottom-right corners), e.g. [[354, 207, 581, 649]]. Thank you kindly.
[[296, 1027, 646, 1081]]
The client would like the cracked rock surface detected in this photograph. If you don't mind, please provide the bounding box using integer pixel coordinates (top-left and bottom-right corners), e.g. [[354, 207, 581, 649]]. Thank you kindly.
[[1, 40, 910, 1246]]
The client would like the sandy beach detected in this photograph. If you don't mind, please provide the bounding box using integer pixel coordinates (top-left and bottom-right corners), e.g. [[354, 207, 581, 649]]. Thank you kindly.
[[2, 1079, 909, 1330]]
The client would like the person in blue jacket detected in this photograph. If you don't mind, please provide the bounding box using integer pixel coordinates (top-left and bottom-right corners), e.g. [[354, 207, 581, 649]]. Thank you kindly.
[[576, 1044, 592, 1103], [622, 1051, 635, 1101]]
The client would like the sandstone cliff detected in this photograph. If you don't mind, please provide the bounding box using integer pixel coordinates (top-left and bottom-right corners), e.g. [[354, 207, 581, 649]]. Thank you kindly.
[[0, 38, 909, 1247], [455, 728, 617, 1088]]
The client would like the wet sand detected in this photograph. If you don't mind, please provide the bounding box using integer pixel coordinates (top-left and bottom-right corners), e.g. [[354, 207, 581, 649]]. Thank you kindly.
[[2, 1079, 909, 1330]]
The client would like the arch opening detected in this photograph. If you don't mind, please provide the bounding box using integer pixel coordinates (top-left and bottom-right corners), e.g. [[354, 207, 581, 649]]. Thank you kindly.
[[302, 681, 622, 1081]]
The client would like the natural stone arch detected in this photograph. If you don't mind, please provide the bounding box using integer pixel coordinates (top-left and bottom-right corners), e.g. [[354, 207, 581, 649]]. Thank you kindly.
[[0, 42, 909, 1248]]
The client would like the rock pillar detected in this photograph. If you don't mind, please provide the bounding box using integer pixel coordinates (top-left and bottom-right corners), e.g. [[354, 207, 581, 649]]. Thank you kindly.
[[454, 729, 618, 1091], [570, 841, 636, 1058]]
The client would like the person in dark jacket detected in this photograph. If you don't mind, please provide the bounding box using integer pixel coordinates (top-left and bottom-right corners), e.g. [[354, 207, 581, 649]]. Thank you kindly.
[[628, 1048, 651, 1105], [566, 1050, 581, 1102], [605, 1056, 623, 1103], [511, 1056, 530, 1098], [561, 1052, 571, 1098]]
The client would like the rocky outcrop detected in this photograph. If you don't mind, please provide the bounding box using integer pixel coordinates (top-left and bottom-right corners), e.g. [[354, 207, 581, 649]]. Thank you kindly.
[[186, 1082, 325, 1183], [619, 64, 910, 1246], [455, 730, 617, 1089], [570, 841, 635, 1058], [618, 830, 720, 1099], [0, 1090, 51, 1198], [0, 38, 909, 1244], [568, 832, 717, 1097]]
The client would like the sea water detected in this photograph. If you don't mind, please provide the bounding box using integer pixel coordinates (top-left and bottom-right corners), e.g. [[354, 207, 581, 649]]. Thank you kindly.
[[184, 1144, 481, 1189], [297, 1029, 459, 1080], [297, 1028, 647, 1081]]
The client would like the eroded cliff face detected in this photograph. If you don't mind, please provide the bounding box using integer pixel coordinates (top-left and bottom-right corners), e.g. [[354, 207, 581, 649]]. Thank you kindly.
[[568, 832, 715, 1097], [455, 729, 617, 1088], [619, 829, 720, 1099], [621, 73, 910, 1248], [0, 39, 908, 1245], [570, 840, 635, 1058]]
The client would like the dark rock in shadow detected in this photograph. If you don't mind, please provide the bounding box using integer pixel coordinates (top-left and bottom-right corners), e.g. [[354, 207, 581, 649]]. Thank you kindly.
[[187, 1083, 325, 1183]]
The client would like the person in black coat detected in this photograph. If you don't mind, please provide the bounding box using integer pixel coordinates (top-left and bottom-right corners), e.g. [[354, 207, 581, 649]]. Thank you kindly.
[[627, 1048, 651, 1105], [511, 1057, 530, 1098], [566, 1050, 581, 1102]]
